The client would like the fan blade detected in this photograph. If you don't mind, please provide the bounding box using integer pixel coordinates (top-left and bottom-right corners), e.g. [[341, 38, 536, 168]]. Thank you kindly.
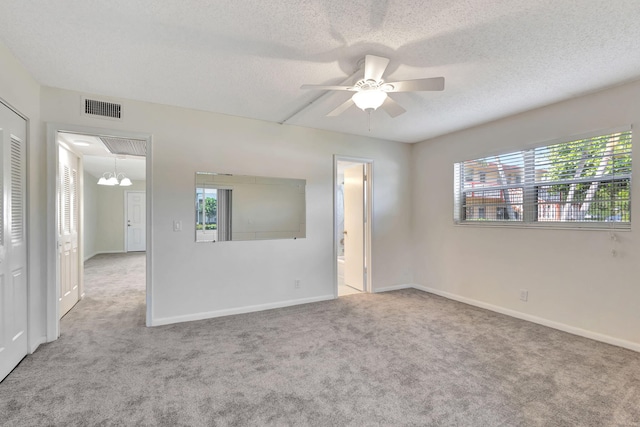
[[300, 84, 356, 91], [327, 98, 355, 117], [385, 77, 445, 92], [380, 96, 406, 118], [364, 55, 390, 82]]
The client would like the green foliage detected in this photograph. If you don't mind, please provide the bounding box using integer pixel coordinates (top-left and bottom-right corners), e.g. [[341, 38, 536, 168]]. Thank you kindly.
[[205, 197, 217, 218], [195, 224, 217, 230], [541, 132, 631, 220]]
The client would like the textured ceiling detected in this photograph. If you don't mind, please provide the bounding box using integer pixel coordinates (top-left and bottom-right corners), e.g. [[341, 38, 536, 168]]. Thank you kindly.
[[2, 1, 640, 143]]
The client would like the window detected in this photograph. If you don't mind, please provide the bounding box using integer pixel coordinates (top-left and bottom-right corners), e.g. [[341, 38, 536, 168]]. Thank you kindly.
[[454, 129, 632, 228], [465, 169, 474, 182], [196, 188, 218, 232], [195, 187, 233, 242], [497, 207, 507, 220]]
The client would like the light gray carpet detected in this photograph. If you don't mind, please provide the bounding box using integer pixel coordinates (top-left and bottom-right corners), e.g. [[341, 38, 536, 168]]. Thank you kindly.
[[1, 253, 639, 426]]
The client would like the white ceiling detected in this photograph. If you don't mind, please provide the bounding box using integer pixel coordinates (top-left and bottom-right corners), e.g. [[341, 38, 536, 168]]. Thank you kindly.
[[2, 1, 640, 143], [58, 132, 146, 181]]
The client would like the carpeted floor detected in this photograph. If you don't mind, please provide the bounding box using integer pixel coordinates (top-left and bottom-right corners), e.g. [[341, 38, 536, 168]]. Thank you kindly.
[[1, 253, 639, 426]]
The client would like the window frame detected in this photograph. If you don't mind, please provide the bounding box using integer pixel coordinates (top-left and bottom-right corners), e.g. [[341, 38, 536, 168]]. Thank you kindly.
[[453, 127, 632, 230]]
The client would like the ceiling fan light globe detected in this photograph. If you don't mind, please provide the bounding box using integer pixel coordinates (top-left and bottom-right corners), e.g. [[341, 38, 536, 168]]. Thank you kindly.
[[106, 176, 119, 186], [97, 177, 109, 185], [119, 177, 132, 186], [352, 90, 387, 111]]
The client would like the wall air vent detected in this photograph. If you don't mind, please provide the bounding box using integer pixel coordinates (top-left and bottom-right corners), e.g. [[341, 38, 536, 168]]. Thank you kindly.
[[83, 97, 122, 119], [100, 137, 147, 157]]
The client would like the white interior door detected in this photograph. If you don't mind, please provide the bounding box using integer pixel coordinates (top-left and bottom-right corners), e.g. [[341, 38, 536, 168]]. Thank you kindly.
[[0, 103, 28, 382], [58, 145, 79, 318], [126, 191, 146, 252], [344, 164, 365, 291]]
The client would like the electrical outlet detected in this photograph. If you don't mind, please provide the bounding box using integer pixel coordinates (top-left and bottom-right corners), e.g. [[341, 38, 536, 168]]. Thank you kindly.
[[520, 289, 528, 302], [294, 279, 300, 289]]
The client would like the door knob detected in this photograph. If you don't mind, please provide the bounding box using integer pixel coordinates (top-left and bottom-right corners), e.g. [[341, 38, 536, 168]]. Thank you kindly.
[[343, 230, 348, 235]]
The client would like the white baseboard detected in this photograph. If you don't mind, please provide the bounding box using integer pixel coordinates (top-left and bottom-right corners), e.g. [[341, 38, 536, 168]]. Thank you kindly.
[[29, 335, 47, 354], [412, 284, 640, 353], [83, 251, 98, 262], [85, 250, 125, 262], [151, 294, 336, 327], [374, 284, 413, 293]]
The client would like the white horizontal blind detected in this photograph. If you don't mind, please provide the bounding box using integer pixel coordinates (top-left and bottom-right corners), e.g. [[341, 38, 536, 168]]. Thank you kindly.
[[458, 150, 527, 222], [454, 129, 632, 227]]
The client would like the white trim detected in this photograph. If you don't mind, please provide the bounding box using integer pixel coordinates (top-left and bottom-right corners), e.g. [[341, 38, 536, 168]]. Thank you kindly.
[[46, 124, 60, 341], [151, 294, 335, 327], [84, 251, 130, 262], [83, 251, 98, 262], [374, 284, 413, 293], [83, 250, 126, 261], [28, 336, 46, 354], [123, 191, 128, 253], [453, 222, 633, 231], [411, 284, 640, 353], [145, 134, 153, 326], [77, 151, 85, 302]]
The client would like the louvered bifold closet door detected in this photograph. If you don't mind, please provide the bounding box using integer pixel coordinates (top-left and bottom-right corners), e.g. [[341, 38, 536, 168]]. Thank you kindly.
[[0, 102, 28, 383], [58, 146, 80, 318]]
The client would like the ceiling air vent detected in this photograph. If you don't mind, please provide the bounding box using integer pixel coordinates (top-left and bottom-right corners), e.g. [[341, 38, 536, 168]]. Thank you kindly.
[[83, 98, 122, 119], [100, 137, 147, 157]]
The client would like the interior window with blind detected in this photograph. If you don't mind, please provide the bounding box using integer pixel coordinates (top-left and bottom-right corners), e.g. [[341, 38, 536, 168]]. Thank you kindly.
[[453, 129, 632, 227]]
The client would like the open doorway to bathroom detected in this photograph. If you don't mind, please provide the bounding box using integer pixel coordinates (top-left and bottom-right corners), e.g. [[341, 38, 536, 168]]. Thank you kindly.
[[335, 156, 372, 297]]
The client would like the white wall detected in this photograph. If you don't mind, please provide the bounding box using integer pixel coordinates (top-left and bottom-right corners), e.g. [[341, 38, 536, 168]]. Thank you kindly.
[[83, 170, 99, 260], [96, 180, 146, 253], [0, 41, 47, 351], [84, 170, 146, 257], [40, 87, 413, 325], [411, 80, 640, 348]]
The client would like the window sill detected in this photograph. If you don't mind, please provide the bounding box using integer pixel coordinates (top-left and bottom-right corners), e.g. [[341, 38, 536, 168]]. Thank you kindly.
[[453, 221, 631, 231]]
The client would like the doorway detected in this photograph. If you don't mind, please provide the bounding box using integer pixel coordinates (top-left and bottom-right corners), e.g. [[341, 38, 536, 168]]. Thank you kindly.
[[58, 143, 81, 318], [47, 124, 151, 340], [335, 156, 372, 297]]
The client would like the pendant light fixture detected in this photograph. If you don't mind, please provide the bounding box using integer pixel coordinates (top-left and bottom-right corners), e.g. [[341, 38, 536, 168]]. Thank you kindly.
[[97, 157, 132, 186]]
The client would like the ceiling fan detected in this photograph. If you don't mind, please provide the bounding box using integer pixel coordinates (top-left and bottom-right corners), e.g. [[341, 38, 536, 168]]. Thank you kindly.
[[300, 54, 445, 118]]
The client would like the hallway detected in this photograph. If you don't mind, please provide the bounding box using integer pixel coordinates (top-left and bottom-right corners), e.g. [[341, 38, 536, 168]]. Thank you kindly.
[[61, 252, 146, 328]]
